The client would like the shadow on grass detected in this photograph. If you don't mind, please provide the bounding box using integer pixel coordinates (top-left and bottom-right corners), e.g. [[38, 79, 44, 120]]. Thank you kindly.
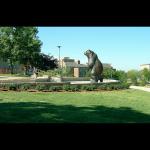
[[0, 101, 150, 123]]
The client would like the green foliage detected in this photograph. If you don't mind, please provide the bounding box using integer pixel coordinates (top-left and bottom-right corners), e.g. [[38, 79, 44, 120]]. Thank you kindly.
[[139, 68, 150, 83], [62, 85, 80, 92], [63, 85, 71, 91], [113, 70, 127, 83], [97, 83, 130, 90], [38, 70, 58, 77], [81, 85, 97, 91], [139, 78, 147, 86], [0, 82, 130, 92], [61, 67, 73, 77], [81, 85, 89, 91], [0, 27, 42, 74], [20, 83, 31, 90], [69, 85, 80, 91], [127, 70, 139, 85], [38, 67, 73, 77], [85, 69, 91, 77], [34, 53, 58, 71], [35, 84, 48, 91], [3, 83, 19, 91], [103, 68, 115, 79], [103, 68, 127, 83], [49, 86, 62, 91]]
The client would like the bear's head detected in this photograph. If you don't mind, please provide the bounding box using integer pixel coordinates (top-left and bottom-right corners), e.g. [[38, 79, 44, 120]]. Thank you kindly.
[[84, 49, 94, 58]]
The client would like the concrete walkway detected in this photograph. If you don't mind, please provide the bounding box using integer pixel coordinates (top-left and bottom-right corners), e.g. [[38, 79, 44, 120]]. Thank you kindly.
[[0, 76, 30, 80], [70, 79, 119, 84], [130, 86, 150, 92]]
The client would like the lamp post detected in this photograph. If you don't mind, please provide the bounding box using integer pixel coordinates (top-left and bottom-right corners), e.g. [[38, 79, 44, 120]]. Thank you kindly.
[[57, 46, 61, 68], [57, 46, 62, 80]]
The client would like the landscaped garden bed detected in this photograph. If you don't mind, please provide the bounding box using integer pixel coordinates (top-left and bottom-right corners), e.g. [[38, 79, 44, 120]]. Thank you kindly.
[[0, 82, 130, 92]]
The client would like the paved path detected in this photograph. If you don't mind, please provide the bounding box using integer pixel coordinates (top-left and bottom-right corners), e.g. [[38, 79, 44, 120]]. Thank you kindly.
[[0, 76, 30, 80], [70, 79, 119, 84], [130, 86, 150, 92]]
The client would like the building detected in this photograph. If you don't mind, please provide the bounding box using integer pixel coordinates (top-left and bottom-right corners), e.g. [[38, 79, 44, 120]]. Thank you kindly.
[[0, 58, 23, 74], [60, 57, 88, 77], [60, 57, 113, 77], [0, 58, 10, 73], [140, 64, 150, 70], [103, 63, 113, 69]]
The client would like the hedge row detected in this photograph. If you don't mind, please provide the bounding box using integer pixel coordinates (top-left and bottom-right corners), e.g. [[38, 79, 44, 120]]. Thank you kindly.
[[0, 82, 130, 92]]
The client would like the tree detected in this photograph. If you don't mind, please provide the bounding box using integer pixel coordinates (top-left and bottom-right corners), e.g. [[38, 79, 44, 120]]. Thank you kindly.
[[139, 68, 150, 85], [140, 68, 150, 82], [113, 70, 127, 83], [0, 27, 17, 73], [0, 27, 42, 74], [127, 70, 139, 85], [61, 67, 73, 77], [103, 68, 115, 79], [33, 53, 58, 71]]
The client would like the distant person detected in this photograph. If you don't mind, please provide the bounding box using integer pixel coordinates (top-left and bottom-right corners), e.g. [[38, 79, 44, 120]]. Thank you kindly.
[[33, 67, 38, 79]]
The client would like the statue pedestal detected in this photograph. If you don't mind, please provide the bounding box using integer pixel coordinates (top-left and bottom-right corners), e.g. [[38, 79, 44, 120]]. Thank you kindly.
[[31, 73, 37, 79], [90, 79, 96, 83]]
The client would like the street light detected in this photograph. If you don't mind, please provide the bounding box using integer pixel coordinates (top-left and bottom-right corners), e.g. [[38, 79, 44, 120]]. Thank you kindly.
[[57, 46, 61, 68]]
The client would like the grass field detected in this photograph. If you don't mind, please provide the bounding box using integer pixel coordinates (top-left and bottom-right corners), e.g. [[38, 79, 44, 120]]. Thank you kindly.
[[0, 89, 150, 123]]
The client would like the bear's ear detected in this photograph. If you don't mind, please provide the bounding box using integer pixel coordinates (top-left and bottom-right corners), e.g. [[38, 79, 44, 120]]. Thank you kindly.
[[89, 50, 94, 56], [87, 50, 91, 53]]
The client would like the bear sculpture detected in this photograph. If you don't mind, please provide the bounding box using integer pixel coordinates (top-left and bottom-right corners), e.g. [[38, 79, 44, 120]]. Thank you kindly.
[[84, 49, 103, 82]]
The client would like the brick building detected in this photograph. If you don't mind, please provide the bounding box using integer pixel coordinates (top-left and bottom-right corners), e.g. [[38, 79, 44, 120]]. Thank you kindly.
[[60, 57, 88, 77]]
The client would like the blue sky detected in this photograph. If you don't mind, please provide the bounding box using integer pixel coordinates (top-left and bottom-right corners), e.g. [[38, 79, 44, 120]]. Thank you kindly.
[[37, 27, 150, 71]]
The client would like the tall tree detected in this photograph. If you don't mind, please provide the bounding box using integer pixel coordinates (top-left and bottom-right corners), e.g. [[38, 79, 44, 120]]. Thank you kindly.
[[0, 27, 16, 73], [139, 68, 150, 82], [127, 69, 139, 85], [0, 27, 42, 74]]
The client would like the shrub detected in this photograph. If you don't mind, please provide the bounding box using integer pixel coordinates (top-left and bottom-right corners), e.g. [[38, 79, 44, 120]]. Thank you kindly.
[[127, 70, 139, 85], [8, 83, 19, 91], [81, 85, 88, 91], [121, 83, 130, 89], [35, 84, 48, 91], [96, 83, 130, 91], [0, 82, 130, 92], [20, 83, 31, 90], [139, 79, 147, 86], [70, 85, 80, 91], [97, 84, 107, 90], [80, 85, 97, 91], [87, 85, 97, 91], [63, 85, 71, 91], [49, 86, 62, 91]]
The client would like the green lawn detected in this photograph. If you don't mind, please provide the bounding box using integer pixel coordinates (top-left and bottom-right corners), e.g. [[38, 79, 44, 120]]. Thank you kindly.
[[0, 89, 150, 123]]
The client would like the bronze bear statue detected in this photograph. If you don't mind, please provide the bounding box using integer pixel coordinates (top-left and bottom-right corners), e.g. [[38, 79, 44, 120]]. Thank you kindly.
[[84, 49, 103, 82]]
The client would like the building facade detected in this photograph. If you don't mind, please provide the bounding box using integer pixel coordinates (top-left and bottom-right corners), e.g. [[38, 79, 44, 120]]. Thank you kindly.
[[140, 64, 150, 70], [60, 57, 88, 77], [0, 58, 23, 74], [0, 59, 10, 73]]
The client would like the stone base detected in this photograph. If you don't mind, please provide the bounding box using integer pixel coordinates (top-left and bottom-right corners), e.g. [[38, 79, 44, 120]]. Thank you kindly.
[[50, 77, 62, 82], [90, 79, 97, 83], [31, 73, 37, 79]]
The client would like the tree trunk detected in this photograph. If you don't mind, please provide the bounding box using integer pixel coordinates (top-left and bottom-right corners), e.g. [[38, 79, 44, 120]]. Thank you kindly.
[[10, 61, 14, 74], [24, 66, 28, 75]]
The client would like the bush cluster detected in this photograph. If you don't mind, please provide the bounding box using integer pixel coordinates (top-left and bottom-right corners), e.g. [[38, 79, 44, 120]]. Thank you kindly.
[[0, 82, 130, 92]]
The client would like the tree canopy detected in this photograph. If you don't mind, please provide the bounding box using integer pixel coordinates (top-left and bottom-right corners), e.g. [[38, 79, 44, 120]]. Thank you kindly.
[[0, 27, 58, 74], [33, 53, 58, 71]]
